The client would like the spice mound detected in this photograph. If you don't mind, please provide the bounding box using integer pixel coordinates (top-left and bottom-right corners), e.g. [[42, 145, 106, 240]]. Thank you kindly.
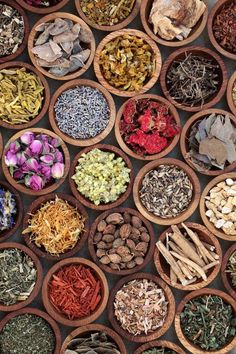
[[226, 250, 236, 289], [139, 165, 193, 218], [49, 264, 102, 320], [72, 148, 131, 205], [0, 68, 44, 125], [180, 295, 236, 351], [149, 0, 206, 41], [0, 187, 17, 233], [54, 86, 110, 140], [0, 313, 55, 354], [31, 18, 92, 77], [22, 197, 85, 256], [5, 131, 65, 191], [99, 34, 156, 92], [114, 278, 168, 335], [166, 52, 220, 107], [24, 0, 62, 7], [142, 349, 177, 354], [120, 98, 180, 156]]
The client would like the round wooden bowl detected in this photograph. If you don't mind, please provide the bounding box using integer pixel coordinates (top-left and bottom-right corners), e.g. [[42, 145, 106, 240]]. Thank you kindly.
[[28, 12, 96, 81], [0, 132, 2, 158], [108, 272, 175, 343], [140, 0, 208, 47], [175, 288, 236, 354], [88, 207, 155, 276], [0, 307, 61, 354], [42, 257, 109, 327], [180, 108, 236, 176], [0, 242, 43, 312], [134, 340, 186, 354], [207, 0, 236, 61], [22, 193, 89, 261], [75, 0, 141, 32], [60, 323, 127, 354], [16, 0, 69, 14], [69, 144, 134, 211], [199, 172, 236, 241], [49, 79, 116, 147], [226, 71, 236, 117], [154, 222, 222, 291], [221, 243, 236, 300], [0, 61, 50, 130], [94, 29, 162, 98], [2, 128, 70, 196], [0, 0, 29, 63], [133, 158, 201, 226], [160, 46, 227, 112]]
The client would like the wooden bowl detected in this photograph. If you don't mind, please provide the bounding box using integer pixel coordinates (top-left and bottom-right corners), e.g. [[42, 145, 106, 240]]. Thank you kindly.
[[48, 79, 116, 147], [42, 257, 109, 327], [140, 0, 208, 47], [108, 272, 175, 343], [75, 0, 141, 31], [207, 0, 236, 61], [175, 288, 236, 354], [199, 172, 236, 241], [0, 0, 29, 63], [22, 193, 89, 261], [0, 132, 2, 158], [180, 108, 236, 176], [221, 243, 236, 300], [134, 340, 186, 354], [2, 128, 70, 196], [28, 12, 96, 81], [0, 307, 61, 354], [154, 222, 222, 291], [0, 242, 43, 312], [226, 71, 236, 117], [60, 323, 127, 354], [94, 29, 162, 98], [133, 158, 201, 226], [69, 144, 134, 211], [160, 46, 227, 112], [16, 0, 69, 14], [88, 207, 155, 276], [0, 61, 50, 130]]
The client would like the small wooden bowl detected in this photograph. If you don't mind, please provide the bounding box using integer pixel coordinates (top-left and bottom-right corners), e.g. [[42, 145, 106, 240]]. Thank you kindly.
[[42, 257, 109, 327], [227, 71, 236, 117], [22, 193, 89, 261], [49, 79, 116, 147], [175, 288, 236, 354], [88, 207, 155, 276], [0, 0, 29, 63], [0, 243, 43, 312], [160, 46, 227, 112], [140, 0, 208, 47], [28, 12, 96, 81], [108, 272, 175, 343], [180, 108, 236, 176], [0, 61, 50, 130], [16, 0, 69, 14], [69, 144, 134, 211], [134, 340, 186, 354], [200, 172, 236, 241], [0, 307, 61, 354], [60, 323, 127, 354], [208, 0, 236, 61], [133, 158, 201, 226], [94, 29, 162, 98], [2, 128, 70, 196], [154, 222, 222, 291], [75, 0, 141, 32], [221, 243, 236, 300]]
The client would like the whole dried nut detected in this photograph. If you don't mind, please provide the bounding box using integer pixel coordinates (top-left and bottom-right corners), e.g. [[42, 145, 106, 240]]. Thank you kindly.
[[140, 232, 150, 243], [131, 216, 142, 228], [113, 238, 125, 248], [135, 242, 148, 253], [126, 239, 136, 251], [110, 263, 120, 270], [106, 213, 124, 224], [134, 256, 144, 265], [97, 241, 108, 249], [94, 232, 103, 243], [126, 260, 136, 269], [96, 249, 106, 258], [100, 255, 110, 264], [122, 254, 134, 262], [116, 246, 130, 257], [123, 211, 131, 224], [114, 229, 120, 238], [108, 254, 122, 263], [102, 234, 115, 243], [139, 226, 148, 233], [108, 248, 117, 255], [120, 224, 132, 239], [103, 224, 116, 235], [97, 220, 107, 232]]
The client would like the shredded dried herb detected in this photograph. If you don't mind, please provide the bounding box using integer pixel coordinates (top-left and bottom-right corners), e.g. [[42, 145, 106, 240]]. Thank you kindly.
[[226, 250, 236, 289]]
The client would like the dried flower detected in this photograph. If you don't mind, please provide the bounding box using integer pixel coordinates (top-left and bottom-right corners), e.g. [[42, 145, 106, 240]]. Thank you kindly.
[[0, 188, 17, 232]]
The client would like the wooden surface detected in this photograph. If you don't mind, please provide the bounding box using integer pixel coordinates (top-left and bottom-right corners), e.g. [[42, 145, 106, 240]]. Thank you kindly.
[[16, 0, 70, 14], [160, 46, 228, 112], [22, 193, 89, 261], [94, 29, 162, 97], [42, 257, 109, 327], [226, 72, 236, 117], [180, 108, 236, 176], [221, 243, 236, 300], [134, 340, 186, 354], [133, 158, 201, 225], [115, 94, 181, 161], [175, 288, 236, 354], [48, 79, 116, 146], [28, 12, 96, 81]]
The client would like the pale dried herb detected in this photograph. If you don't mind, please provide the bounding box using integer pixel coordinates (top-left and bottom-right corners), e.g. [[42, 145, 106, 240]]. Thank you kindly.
[[226, 250, 236, 289], [233, 81, 236, 106]]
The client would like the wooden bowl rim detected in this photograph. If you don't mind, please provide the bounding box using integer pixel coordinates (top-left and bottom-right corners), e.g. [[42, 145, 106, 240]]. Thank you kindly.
[[42, 257, 109, 327], [133, 158, 201, 225], [226, 71, 236, 117], [221, 243, 236, 300], [0, 132, 2, 159], [134, 340, 186, 354], [15, 0, 70, 14], [48, 79, 116, 146]]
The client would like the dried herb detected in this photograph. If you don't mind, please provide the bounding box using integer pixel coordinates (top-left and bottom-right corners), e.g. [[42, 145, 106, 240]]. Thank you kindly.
[[166, 53, 220, 107], [24, 0, 62, 7], [233, 81, 236, 106], [226, 250, 236, 289], [142, 349, 177, 354], [0, 187, 17, 233], [180, 295, 236, 351]]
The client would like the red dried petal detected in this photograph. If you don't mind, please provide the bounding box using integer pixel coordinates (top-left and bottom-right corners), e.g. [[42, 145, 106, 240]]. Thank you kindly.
[[138, 110, 154, 132], [123, 100, 137, 124], [127, 130, 147, 146], [137, 99, 150, 112], [144, 132, 168, 154], [162, 116, 181, 137]]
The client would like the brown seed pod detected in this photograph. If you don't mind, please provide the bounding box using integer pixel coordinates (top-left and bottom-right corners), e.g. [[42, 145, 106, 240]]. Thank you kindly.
[[126, 260, 136, 269], [110, 263, 120, 270], [97, 241, 107, 249], [126, 239, 136, 251], [135, 242, 148, 252], [123, 212, 131, 224], [102, 234, 115, 243], [96, 249, 106, 258], [108, 254, 122, 264], [131, 216, 142, 228], [103, 224, 116, 235], [140, 232, 150, 242], [120, 224, 132, 239], [132, 227, 141, 236], [116, 246, 130, 257], [94, 232, 103, 243], [114, 229, 120, 238], [100, 255, 110, 264], [113, 238, 125, 248], [108, 248, 117, 255], [135, 256, 144, 265], [122, 254, 134, 262], [97, 220, 107, 232], [106, 213, 124, 224]]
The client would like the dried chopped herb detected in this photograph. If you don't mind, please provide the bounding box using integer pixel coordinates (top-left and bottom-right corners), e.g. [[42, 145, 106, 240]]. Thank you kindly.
[[226, 250, 236, 289], [0, 188, 17, 233], [24, 0, 62, 7], [142, 349, 177, 354]]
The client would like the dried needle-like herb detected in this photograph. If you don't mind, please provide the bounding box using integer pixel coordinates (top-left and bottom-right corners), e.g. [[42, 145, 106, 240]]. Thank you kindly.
[[226, 250, 236, 289], [142, 349, 177, 354]]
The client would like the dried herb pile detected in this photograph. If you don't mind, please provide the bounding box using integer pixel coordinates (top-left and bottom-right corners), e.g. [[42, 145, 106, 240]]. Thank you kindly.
[[24, 0, 62, 7], [226, 250, 236, 289], [0, 187, 17, 233], [142, 349, 177, 354]]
